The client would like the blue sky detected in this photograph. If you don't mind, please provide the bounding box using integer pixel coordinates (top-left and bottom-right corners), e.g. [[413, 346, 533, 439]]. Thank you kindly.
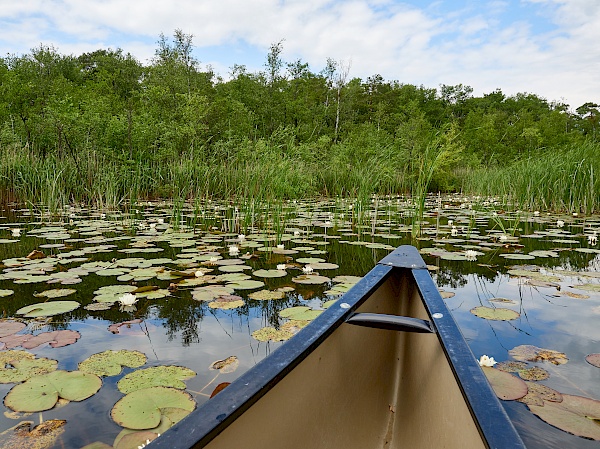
[[1, 0, 598, 109]]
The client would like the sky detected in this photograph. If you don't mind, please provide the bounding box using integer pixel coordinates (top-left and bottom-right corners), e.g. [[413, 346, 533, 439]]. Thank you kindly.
[[1, 0, 598, 110]]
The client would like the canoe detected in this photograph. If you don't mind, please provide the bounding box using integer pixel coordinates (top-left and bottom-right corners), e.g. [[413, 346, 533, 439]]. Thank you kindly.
[[152, 245, 526, 449]]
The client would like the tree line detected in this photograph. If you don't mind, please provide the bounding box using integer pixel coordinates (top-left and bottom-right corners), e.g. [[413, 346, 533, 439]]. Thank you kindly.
[[0, 31, 598, 202]]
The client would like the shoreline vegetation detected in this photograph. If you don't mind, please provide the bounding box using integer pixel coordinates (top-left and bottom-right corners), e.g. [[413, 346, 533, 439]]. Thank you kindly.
[[0, 32, 598, 213]]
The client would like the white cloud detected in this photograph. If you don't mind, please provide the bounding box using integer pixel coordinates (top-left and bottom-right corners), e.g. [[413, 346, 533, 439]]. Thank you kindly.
[[0, 0, 598, 107]]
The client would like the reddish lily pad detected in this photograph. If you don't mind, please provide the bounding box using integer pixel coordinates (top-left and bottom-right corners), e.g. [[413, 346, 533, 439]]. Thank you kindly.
[[0, 322, 26, 338], [528, 394, 600, 440], [0, 330, 80, 349], [481, 366, 528, 400], [517, 382, 563, 406], [585, 354, 600, 368], [209, 356, 239, 374], [108, 319, 143, 334]]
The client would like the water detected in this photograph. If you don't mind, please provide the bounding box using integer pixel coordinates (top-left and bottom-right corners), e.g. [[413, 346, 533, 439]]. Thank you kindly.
[[0, 198, 599, 448]]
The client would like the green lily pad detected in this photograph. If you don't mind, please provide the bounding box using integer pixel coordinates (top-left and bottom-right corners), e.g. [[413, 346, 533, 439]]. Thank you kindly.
[[481, 366, 528, 400], [509, 345, 568, 365], [226, 280, 265, 290], [500, 253, 535, 260], [209, 356, 239, 374], [248, 290, 286, 300], [279, 306, 310, 318], [496, 361, 528, 373], [0, 289, 14, 297], [517, 382, 563, 406], [517, 366, 549, 381], [79, 350, 147, 377], [251, 326, 294, 342], [252, 269, 288, 278], [528, 394, 600, 440], [34, 288, 77, 299], [296, 257, 325, 264], [4, 370, 102, 412], [111, 386, 196, 430], [309, 262, 339, 270], [470, 306, 520, 321], [117, 365, 196, 394], [16, 301, 80, 318], [0, 351, 58, 383], [192, 286, 235, 302], [208, 295, 245, 309], [291, 274, 331, 285]]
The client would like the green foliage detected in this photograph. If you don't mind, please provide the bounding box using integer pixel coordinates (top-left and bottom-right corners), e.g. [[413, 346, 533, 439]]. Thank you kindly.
[[0, 34, 598, 211]]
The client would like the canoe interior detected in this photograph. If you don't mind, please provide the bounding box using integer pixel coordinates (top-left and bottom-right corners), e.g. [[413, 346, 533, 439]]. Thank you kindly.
[[204, 267, 486, 449]]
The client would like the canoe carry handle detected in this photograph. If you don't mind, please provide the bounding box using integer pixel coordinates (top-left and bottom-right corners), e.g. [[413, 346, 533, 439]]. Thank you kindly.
[[346, 313, 434, 333]]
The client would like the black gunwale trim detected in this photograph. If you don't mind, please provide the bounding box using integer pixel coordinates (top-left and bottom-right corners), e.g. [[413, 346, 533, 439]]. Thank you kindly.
[[408, 253, 526, 449], [151, 263, 393, 449]]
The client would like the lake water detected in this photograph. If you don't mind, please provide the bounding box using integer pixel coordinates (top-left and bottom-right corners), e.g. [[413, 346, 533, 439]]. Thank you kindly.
[[0, 197, 599, 448]]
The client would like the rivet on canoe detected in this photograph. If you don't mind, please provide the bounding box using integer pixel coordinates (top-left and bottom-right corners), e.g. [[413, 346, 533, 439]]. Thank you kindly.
[[432, 313, 443, 319]]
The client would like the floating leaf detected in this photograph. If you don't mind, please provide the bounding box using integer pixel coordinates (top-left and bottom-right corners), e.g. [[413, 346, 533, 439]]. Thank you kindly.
[[248, 289, 286, 301], [528, 394, 600, 440], [572, 283, 600, 293], [5, 370, 102, 412], [209, 356, 239, 374], [210, 382, 231, 398], [117, 365, 196, 394], [481, 366, 528, 400], [291, 274, 331, 285], [0, 330, 80, 349], [79, 350, 147, 377], [279, 306, 310, 318], [489, 297, 517, 305], [0, 419, 66, 449], [438, 290, 455, 299], [33, 288, 77, 299], [252, 269, 288, 278], [470, 306, 520, 321], [108, 319, 143, 334], [509, 345, 568, 365], [496, 361, 528, 373], [0, 289, 14, 297], [517, 382, 562, 406], [251, 326, 294, 342], [0, 322, 26, 338], [0, 351, 57, 383], [192, 286, 235, 302], [208, 295, 245, 309], [585, 354, 600, 368], [16, 301, 80, 318], [518, 366, 549, 381], [226, 280, 264, 290], [111, 386, 196, 430]]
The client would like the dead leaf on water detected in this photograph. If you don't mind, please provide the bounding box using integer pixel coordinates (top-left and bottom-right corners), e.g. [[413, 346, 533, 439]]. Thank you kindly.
[[509, 345, 568, 365]]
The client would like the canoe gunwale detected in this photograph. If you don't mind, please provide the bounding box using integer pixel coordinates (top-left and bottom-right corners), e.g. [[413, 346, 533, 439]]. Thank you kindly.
[[150, 245, 526, 449]]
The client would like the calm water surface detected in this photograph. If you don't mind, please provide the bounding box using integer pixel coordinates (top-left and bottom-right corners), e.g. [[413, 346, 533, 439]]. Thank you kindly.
[[0, 198, 599, 448]]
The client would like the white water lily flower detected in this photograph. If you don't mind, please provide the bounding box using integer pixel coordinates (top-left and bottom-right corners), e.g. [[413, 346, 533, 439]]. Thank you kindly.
[[589, 233, 598, 246], [195, 270, 205, 277], [229, 245, 240, 255], [238, 234, 245, 242], [573, 212, 578, 217], [533, 211, 540, 216], [451, 226, 458, 236], [209, 256, 219, 263], [100, 213, 106, 219], [302, 265, 313, 274], [277, 264, 286, 271], [465, 250, 477, 261], [557, 220, 565, 228], [447, 220, 453, 226], [293, 231, 300, 237], [157, 218, 165, 224], [499, 234, 508, 242], [118, 293, 137, 306], [276, 244, 284, 249], [11, 229, 21, 237], [478, 355, 497, 367]]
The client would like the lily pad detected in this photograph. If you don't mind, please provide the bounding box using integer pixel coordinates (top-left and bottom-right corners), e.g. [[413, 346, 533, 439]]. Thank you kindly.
[[481, 366, 528, 400], [252, 269, 288, 278], [208, 295, 245, 309], [517, 382, 563, 406], [16, 301, 80, 318], [528, 394, 600, 440], [0, 322, 26, 338], [585, 354, 600, 368], [509, 345, 568, 365], [209, 356, 239, 374], [0, 419, 66, 449], [470, 306, 520, 321], [192, 286, 235, 302], [0, 351, 58, 383], [291, 274, 331, 285], [0, 330, 80, 349], [248, 289, 286, 300], [226, 280, 265, 290], [0, 289, 14, 297], [4, 370, 102, 412], [111, 386, 196, 430], [251, 326, 294, 342], [517, 366, 549, 381], [117, 365, 196, 394], [79, 350, 147, 377], [33, 289, 77, 299]]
